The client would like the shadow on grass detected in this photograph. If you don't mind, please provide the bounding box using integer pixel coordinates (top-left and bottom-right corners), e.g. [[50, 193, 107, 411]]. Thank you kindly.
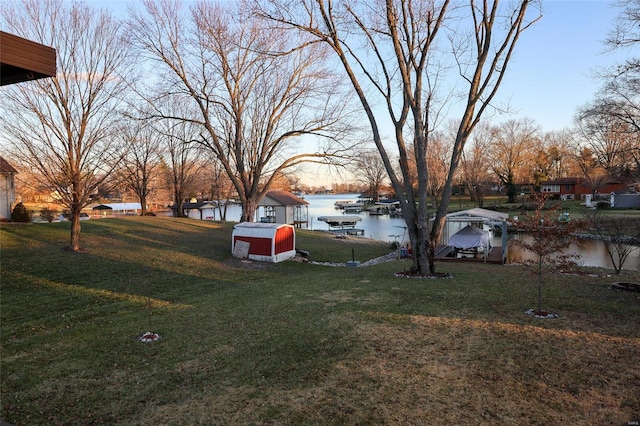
[[2, 217, 639, 424]]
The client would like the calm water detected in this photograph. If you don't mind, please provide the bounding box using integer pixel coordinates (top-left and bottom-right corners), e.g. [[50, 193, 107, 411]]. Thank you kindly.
[[508, 234, 640, 272], [223, 193, 410, 243], [189, 193, 640, 271]]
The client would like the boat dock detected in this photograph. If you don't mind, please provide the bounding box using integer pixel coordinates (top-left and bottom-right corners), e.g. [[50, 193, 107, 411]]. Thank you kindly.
[[329, 228, 365, 236]]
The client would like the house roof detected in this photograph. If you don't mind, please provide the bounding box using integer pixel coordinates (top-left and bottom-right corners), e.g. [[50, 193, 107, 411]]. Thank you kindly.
[[260, 191, 309, 206], [445, 208, 509, 222], [0, 156, 17, 174], [541, 177, 584, 185], [541, 176, 627, 185], [92, 203, 142, 211], [1, 31, 57, 86], [182, 201, 217, 209]]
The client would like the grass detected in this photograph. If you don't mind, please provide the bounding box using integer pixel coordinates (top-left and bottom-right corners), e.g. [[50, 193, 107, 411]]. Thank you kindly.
[[1, 217, 639, 425]]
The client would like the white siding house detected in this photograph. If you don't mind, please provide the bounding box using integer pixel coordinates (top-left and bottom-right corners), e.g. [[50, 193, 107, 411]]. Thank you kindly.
[[256, 191, 309, 227], [0, 157, 18, 221]]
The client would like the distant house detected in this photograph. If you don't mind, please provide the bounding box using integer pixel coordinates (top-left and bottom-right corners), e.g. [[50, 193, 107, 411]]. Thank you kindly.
[[182, 200, 218, 220], [540, 177, 627, 200], [256, 191, 309, 228], [92, 203, 142, 217], [0, 156, 18, 220]]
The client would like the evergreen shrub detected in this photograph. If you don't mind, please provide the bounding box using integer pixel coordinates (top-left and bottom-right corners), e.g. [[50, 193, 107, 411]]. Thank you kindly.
[[11, 203, 32, 222]]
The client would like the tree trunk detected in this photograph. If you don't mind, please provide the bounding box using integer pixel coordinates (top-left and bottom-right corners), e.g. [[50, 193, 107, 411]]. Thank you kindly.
[[506, 173, 517, 203], [507, 183, 517, 203], [405, 224, 431, 275], [69, 205, 82, 251], [139, 194, 148, 216], [401, 194, 432, 275], [241, 198, 257, 222], [428, 214, 446, 274], [173, 190, 184, 217], [538, 255, 543, 312], [475, 187, 485, 208]]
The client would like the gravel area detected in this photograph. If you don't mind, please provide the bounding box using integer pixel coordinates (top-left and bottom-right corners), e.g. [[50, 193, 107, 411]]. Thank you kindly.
[[309, 250, 401, 267]]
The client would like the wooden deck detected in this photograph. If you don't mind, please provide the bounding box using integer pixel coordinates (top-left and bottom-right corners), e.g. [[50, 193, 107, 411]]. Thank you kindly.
[[434, 245, 505, 264]]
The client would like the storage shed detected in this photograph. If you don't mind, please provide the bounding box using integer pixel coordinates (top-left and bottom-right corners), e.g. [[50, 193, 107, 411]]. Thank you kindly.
[[231, 222, 296, 263]]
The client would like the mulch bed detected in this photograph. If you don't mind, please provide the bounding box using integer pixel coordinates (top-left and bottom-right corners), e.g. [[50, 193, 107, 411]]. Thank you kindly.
[[394, 271, 453, 279]]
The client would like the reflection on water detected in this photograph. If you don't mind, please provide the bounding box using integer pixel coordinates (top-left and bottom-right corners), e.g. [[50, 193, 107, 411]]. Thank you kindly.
[[507, 234, 640, 271]]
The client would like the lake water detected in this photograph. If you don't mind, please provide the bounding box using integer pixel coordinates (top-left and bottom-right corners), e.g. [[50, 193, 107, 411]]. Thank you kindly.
[[222, 193, 410, 243], [508, 234, 640, 272], [192, 193, 640, 271]]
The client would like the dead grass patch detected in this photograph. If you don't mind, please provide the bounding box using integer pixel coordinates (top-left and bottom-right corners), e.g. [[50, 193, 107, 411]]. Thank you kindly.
[[320, 314, 640, 424], [133, 312, 639, 425], [315, 289, 388, 307]]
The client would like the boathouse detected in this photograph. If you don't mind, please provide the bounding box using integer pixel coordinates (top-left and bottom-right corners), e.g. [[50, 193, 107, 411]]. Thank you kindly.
[[438, 208, 510, 264], [256, 191, 309, 228], [92, 203, 142, 217], [182, 200, 218, 220]]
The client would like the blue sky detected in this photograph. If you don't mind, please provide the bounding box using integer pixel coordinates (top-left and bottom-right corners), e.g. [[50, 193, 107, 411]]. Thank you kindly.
[[494, 0, 628, 132], [90, 0, 628, 133]]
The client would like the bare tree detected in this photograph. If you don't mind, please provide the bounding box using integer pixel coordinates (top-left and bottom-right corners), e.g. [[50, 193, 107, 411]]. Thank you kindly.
[[155, 116, 200, 218], [537, 130, 577, 180], [0, 0, 131, 251], [425, 134, 452, 210], [351, 150, 388, 202], [574, 111, 637, 178], [406, 133, 452, 210], [461, 122, 493, 207], [117, 119, 162, 216], [259, 0, 541, 274], [585, 211, 640, 274], [571, 145, 609, 197], [489, 118, 540, 203], [578, 1, 640, 181], [603, 0, 640, 133], [510, 194, 581, 316], [126, 0, 355, 223]]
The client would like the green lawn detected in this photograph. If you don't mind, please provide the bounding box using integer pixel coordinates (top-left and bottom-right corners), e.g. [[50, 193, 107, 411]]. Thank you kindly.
[[1, 217, 639, 425]]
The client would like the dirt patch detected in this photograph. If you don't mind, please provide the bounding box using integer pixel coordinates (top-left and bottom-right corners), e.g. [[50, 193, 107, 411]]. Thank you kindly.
[[315, 289, 387, 307], [222, 257, 271, 270], [141, 314, 640, 424]]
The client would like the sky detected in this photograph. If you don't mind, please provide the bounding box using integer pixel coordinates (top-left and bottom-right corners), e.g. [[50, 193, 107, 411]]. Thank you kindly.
[[89, 0, 629, 133], [491, 0, 628, 132], [83, 0, 630, 186]]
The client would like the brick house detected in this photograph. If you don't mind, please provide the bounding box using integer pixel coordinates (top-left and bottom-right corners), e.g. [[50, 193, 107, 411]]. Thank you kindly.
[[540, 177, 627, 200]]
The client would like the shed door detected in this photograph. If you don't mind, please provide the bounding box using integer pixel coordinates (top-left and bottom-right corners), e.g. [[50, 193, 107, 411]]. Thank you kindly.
[[274, 227, 294, 254], [234, 236, 272, 256]]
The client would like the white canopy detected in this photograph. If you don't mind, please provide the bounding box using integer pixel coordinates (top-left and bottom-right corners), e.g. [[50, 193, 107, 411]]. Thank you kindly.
[[447, 225, 489, 249]]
